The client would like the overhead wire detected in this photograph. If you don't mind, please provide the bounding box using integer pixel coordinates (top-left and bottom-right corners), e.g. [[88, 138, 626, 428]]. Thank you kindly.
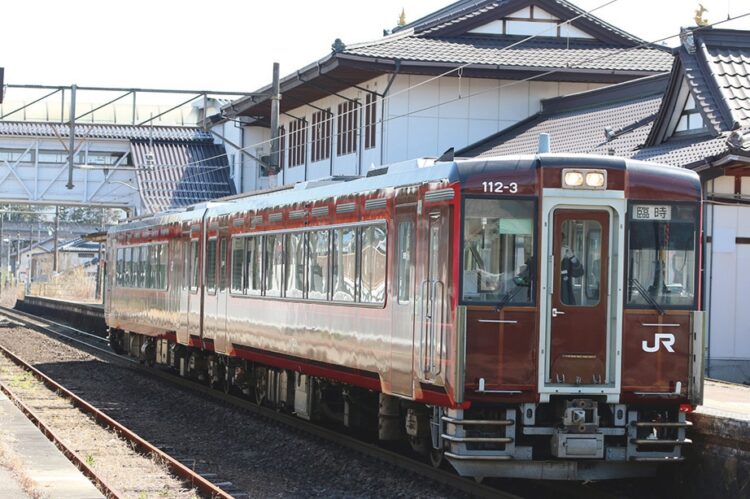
[[104, 7, 750, 191]]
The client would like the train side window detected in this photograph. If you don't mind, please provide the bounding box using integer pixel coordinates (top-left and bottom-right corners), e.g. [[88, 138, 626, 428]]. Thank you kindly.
[[264, 234, 284, 297], [126, 247, 133, 287], [206, 238, 218, 293], [159, 243, 167, 289], [145, 245, 155, 289], [246, 237, 263, 296], [285, 232, 305, 298], [231, 238, 245, 293], [189, 240, 199, 292], [308, 230, 330, 300], [360, 224, 387, 304], [397, 221, 414, 304], [219, 238, 228, 291], [332, 227, 356, 302], [116, 248, 124, 286], [133, 246, 142, 288]]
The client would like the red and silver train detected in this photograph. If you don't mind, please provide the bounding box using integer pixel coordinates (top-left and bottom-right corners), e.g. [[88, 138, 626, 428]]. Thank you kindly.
[[105, 153, 704, 480]]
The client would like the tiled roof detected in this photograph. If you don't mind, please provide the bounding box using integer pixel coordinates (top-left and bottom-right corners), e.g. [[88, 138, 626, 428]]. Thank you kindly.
[[703, 43, 750, 127], [343, 36, 672, 72], [0, 121, 212, 141], [395, 0, 645, 45], [629, 131, 744, 167], [460, 75, 668, 158], [131, 141, 235, 214]]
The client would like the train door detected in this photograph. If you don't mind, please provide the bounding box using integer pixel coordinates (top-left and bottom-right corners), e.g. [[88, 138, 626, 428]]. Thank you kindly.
[[390, 208, 416, 397], [417, 207, 451, 385], [548, 209, 610, 385]]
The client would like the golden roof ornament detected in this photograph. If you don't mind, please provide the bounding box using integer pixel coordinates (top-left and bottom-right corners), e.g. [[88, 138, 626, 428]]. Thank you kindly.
[[694, 3, 709, 26], [398, 8, 406, 26]]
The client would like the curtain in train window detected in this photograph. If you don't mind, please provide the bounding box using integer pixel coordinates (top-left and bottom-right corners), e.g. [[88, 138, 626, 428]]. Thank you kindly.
[[360, 224, 387, 304], [308, 230, 330, 300], [332, 227, 356, 302], [231, 238, 245, 293], [245, 237, 262, 295], [265, 234, 284, 297], [206, 239, 217, 293], [285, 232, 305, 298], [627, 204, 697, 308], [462, 199, 535, 304]]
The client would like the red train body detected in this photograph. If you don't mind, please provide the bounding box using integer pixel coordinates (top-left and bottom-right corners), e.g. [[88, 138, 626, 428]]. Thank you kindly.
[[106, 154, 704, 480]]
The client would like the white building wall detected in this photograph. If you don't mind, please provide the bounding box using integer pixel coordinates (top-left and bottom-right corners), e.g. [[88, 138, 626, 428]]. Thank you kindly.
[[241, 74, 602, 188], [704, 176, 750, 383]]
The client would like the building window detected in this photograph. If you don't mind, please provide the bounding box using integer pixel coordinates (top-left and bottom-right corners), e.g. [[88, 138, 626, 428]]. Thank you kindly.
[[675, 94, 706, 134], [337, 101, 359, 156], [364, 93, 377, 150], [288, 118, 307, 167], [311, 109, 332, 162]]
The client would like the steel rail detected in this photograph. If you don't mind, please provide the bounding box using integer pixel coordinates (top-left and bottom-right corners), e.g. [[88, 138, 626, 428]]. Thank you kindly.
[[0, 337, 232, 499], [0, 305, 519, 499], [0, 380, 123, 498]]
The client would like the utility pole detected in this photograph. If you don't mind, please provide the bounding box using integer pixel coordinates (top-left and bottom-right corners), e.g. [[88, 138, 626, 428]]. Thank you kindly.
[[66, 84, 77, 190], [53, 206, 59, 273], [270, 62, 281, 185]]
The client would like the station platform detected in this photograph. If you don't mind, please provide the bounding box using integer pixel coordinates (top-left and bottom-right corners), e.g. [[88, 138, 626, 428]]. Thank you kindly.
[[0, 392, 103, 498], [15, 295, 106, 336]]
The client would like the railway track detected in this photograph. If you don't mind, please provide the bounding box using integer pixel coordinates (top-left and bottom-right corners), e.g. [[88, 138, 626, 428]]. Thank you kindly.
[[0, 305, 522, 499], [0, 313, 233, 498]]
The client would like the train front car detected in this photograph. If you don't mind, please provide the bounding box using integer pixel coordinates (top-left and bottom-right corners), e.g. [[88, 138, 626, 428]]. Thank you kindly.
[[447, 154, 703, 480]]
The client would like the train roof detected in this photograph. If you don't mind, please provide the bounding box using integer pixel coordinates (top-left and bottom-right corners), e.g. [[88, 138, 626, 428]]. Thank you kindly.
[[109, 154, 699, 235]]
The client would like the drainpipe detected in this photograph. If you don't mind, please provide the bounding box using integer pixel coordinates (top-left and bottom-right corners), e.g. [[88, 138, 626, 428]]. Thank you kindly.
[[380, 60, 401, 166]]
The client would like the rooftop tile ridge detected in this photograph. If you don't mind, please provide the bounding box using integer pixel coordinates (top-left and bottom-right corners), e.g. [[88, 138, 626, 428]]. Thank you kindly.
[[344, 27, 417, 51]]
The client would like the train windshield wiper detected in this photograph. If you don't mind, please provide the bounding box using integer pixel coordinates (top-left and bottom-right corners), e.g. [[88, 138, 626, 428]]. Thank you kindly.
[[630, 277, 665, 316], [495, 284, 523, 313]]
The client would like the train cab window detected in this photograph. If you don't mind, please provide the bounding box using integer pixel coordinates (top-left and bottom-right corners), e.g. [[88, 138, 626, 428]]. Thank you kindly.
[[231, 238, 245, 293], [206, 238, 217, 293], [189, 240, 199, 292], [332, 227, 356, 302], [462, 199, 535, 304], [308, 230, 330, 300], [627, 203, 697, 308], [245, 237, 263, 295], [397, 221, 414, 304], [285, 232, 305, 298], [559, 219, 601, 306], [360, 224, 387, 304], [265, 234, 284, 297]]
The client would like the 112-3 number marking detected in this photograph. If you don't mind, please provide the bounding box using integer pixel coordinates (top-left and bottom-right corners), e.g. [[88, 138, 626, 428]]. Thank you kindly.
[[482, 181, 518, 193]]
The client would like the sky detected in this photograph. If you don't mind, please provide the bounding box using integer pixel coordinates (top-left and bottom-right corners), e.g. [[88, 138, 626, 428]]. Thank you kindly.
[[1, 0, 748, 94]]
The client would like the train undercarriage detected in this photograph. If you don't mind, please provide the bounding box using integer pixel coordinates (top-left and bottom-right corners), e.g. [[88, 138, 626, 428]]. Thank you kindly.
[[111, 329, 691, 481]]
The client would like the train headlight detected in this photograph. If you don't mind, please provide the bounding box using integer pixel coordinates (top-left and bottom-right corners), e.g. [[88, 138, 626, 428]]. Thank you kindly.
[[585, 172, 606, 188], [563, 170, 584, 187], [562, 169, 607, 190]]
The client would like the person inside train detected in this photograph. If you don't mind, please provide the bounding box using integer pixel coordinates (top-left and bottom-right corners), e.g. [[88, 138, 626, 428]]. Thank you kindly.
[[560, 234, 584, 305]]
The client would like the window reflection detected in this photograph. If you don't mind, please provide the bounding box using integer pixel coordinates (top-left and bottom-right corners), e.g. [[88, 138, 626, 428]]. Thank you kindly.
[[462, 199, 534, 304]]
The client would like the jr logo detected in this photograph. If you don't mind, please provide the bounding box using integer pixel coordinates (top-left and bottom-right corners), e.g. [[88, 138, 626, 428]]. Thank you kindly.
[[642, 333, 676, 353]]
